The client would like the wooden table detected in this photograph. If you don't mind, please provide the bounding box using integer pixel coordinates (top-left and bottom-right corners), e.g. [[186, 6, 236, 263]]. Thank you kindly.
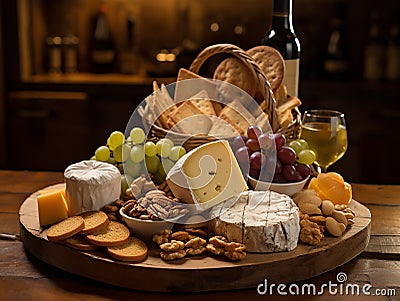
[[0, 170, 399, 300]]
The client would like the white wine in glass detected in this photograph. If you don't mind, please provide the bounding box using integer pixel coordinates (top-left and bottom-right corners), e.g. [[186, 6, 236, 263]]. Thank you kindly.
[[300, 110, 348, 172]]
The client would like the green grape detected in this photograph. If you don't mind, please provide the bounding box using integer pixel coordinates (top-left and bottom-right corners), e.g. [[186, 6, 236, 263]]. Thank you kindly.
[[297, 149, 316, 165], [145, 155, 160, 174], [95, 146, 110, 162], [107, 157, 116, 165], [130, 145, 145, 163], [144, 141, 157, 157], [120, 174, 131, 195], [114, 143, 131, 163], [109, 131, 125, 149], [298, 139, 309, 150], [157, 161, 167, 178], [123, 159, 142, 178], [90, 155, 96, 160], [288, 140, 303, 155], [159, 138, 174, 148], [161, 158, 175, 175], [130, 127, 145, 145], [106, 137, 115, 151], [169, 146, 186, 161], [156, 140, 172, 157]]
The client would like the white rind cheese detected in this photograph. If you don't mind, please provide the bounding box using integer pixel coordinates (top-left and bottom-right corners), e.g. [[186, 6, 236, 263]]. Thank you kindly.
[[64, 160, 121, 215], [211, 191, 300, 253]]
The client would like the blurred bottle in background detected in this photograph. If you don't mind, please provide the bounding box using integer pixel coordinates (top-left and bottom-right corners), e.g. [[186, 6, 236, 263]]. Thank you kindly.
[[90, 2, 117, 74], [363, 11, 385, 81], [386, 21, 400, 81], [323, 1, 349, 80], [119, 14, 140, 74]]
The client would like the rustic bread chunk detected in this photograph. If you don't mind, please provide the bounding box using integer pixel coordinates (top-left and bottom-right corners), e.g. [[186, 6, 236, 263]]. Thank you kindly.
[[64, 234, 100, 251], [46, 216, 85, 242], [106, 237, 148, 262], [79, 210, 109, 234], [247, 46, 285, 92], [86, 221, 130, 247]]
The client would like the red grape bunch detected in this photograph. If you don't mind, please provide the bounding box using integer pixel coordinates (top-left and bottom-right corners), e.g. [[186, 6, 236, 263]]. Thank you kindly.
[[232, 126, 313, 184]]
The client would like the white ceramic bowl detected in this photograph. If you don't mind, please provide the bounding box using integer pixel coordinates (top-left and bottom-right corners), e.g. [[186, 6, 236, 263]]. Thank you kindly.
[[248, 175, 310, 196], [119, 208, 174, 241]]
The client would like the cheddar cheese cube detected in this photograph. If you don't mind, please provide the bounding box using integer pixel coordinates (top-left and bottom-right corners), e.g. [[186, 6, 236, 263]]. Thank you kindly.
[[37, 188, 68, 226]]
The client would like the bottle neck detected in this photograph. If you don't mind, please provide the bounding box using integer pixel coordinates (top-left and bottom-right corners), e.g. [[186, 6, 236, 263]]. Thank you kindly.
[[271, 0, 294, 31]]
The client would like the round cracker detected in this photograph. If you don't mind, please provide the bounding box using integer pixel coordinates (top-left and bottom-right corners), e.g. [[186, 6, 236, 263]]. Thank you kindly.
[[79, 210, 109, 234], [46, 216, 85, 242], [246, 46, 285, 92], [106, 237, 148, 262], [86, 221, 130, 247], [64, 234, 100, 251], [213, 57, 257, 97]]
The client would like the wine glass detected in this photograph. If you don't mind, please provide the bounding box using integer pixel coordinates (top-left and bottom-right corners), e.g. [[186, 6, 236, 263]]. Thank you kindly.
[[300, 109, 348, 173]]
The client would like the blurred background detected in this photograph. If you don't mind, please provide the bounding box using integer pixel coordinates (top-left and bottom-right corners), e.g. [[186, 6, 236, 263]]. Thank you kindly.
[[0, 0, 399, 184]]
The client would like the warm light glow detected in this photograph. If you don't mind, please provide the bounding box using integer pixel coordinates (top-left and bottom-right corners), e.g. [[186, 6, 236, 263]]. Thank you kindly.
[[210, 22, 219, 32]]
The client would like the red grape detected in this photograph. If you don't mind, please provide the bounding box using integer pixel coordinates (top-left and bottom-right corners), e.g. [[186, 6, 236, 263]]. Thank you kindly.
[[275, 159, 283, 174], [294, 171, 303, 182], [273, 173, 286, 183], [235, 146, 250, 164], [274, 133, 286, 150], [282, 164, 297, 182], [250, 151, 265, 171], [259, 132, 274, 150], [232, 135, 248, 151], [246, 138, 260, 152], [247, 126, 263, 139], [249, 167, 260, 179], [278, 146, 296, 165], [295, 163, 311, 178]]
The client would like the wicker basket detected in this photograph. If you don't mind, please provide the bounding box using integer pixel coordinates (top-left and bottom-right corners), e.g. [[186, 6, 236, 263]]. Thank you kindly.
[[147, 43, 301, 150]]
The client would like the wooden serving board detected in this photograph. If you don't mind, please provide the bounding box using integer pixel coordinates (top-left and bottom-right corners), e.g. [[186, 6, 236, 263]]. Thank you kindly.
[[19, 184, 371, 293]]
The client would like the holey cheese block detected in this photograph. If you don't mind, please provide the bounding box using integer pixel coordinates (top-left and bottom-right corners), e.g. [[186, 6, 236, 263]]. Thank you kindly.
[[210, 190, 300, 253], [166, 140, 248, 212], [64, 160, 121, 215]]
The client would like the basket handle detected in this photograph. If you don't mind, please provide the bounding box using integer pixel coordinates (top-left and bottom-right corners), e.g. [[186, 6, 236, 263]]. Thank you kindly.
[[189, 43, 280, 132]]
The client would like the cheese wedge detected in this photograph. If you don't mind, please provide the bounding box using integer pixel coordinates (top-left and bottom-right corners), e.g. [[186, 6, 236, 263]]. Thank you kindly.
[[166, 140, 248, 211], [37, 187, 69, 226]]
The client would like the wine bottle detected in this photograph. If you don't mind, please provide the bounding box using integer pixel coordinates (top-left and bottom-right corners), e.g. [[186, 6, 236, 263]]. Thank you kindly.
[[363, 11, 385, 81], [90, 2, 116, 74], [262, 0, 300, 97], [323, 2, 349, 80], [386, 21, 400, 81]]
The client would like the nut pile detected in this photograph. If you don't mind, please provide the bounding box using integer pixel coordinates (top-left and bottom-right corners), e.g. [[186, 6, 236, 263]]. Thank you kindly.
[[293, 189, 355, 245], [122, 176, 189, 221], [152, 229, 247, 261]]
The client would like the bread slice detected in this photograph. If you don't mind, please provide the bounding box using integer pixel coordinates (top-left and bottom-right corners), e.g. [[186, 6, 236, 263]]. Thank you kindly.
[[106, 237, 148, 262], [79, 210, 109, 234], [86, 221, 130, 247], [46, 216, 85, 242], [175, 68, 218, 102], [64, 234, 100, 251], [218, 100, 256, 135]]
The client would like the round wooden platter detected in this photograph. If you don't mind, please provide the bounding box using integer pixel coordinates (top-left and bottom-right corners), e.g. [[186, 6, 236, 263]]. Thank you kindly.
[[19, 184, 371, 293]]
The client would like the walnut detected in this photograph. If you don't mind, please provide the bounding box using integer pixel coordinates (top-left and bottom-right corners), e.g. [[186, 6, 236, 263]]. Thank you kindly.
[[185, 228, 208, 239], [299, 219, 324, 245], [160, 249, 186, 261], [225, 241, 246, 253], [152, 229, 172, 245], [185, 237, 207, 249], [224, 250, 246, 261], [160, 240, 185, 252], [206, 243, 225, 255], [170, 231, 189, 241], [186, 246, 207, 256], [208, 236, 228, 247], [334, 204, 348, 212], [299, 211, 309, 221]]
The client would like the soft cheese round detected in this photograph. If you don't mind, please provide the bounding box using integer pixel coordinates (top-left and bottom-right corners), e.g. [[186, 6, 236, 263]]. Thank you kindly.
[[64, 160, 121, 215], [210, 190, 300, 253]]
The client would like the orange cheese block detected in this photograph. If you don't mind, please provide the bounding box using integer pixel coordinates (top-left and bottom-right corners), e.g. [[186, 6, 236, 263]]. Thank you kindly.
[[37, 187, 69, 226]]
